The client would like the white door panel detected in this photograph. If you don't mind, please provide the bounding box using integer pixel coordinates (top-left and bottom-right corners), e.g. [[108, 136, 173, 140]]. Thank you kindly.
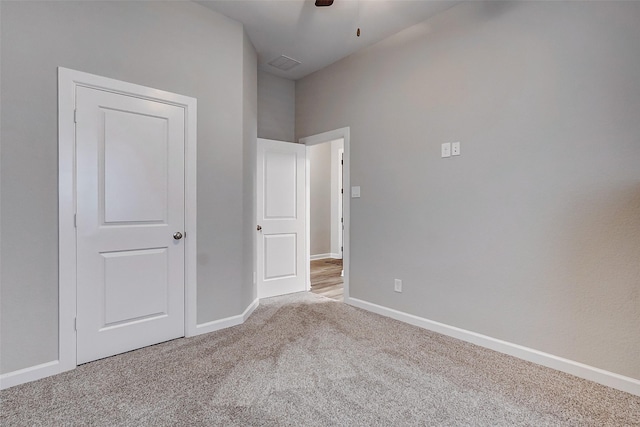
[[264, 234, 297, 279], [76, 86, 185, 364], [264, 150, 298, 218], [103, 109, 168, 223], [101, 248, 168, 326], [257, 139, 306, 299]]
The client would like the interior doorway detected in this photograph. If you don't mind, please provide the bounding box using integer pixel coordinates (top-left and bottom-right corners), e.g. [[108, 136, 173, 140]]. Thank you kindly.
[[307, 139, 344, 301], [301, 127, 350, 302]]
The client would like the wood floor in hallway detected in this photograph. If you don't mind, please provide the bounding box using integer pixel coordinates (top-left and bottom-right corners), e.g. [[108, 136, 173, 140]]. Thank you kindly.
[[310, 258, 343, 302]]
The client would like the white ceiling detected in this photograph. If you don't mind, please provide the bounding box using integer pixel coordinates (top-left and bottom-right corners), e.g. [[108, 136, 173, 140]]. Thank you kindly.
[[197, 0, 460, 80]]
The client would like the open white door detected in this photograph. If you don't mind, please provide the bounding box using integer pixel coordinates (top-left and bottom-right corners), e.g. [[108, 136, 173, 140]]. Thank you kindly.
[[257, 139, 307, 299], [75, 86, 185, 364]]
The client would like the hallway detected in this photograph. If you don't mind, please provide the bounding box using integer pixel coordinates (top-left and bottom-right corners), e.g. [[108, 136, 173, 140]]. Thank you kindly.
[[309, 259, 343, 302]]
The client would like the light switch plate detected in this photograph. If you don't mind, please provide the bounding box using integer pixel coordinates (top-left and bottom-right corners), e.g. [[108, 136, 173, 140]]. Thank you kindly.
[[351, 186, 361, 198], [452, 142, 460, 156], [441, 142, 451, 158]]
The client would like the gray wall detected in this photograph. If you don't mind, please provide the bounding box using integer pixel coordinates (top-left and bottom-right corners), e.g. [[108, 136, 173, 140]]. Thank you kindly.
[[257, 70, 295, 142], [0, 1, 256, 373], [243, 32, 258, 304], [296, 1, 640, 380], [309, 142, 332, 256]]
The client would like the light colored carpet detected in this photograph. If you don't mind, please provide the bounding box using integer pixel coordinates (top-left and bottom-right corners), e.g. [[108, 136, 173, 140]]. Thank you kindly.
[[1, 292, 639, 426]]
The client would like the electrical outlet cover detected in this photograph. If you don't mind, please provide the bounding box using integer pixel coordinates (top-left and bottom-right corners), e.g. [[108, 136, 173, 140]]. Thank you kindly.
[[452, 142, 460, 156]]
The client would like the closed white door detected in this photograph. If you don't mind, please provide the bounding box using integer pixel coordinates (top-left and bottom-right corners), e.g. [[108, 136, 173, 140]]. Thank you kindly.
[[257, 139, 306, 299], [76, 86, 185, 364]]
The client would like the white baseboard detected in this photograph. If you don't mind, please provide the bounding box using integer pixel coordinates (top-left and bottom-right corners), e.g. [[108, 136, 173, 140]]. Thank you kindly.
[[194, 298, 259, 336], [345, 297, 640, 397], [0, 360, 61, 390], [2, 298, 260, 390], [310, 253, 342, 261]]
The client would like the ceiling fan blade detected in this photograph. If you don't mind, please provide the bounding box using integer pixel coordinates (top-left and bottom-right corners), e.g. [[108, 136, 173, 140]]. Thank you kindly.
[[315, 0, 334, 7]]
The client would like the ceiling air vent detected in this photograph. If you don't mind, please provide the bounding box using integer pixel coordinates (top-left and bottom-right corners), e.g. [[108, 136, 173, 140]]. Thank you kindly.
[[268, 55, 301, 72]]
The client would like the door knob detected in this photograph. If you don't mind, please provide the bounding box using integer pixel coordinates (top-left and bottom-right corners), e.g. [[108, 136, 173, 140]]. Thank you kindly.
[[173, 232, 183, 240], [257, 225, 262, 231]]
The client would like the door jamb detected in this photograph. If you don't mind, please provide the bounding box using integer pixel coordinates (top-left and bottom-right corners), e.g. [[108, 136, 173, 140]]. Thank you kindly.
[[58, 67, 198, 374], [299, 128, 350, 300], [338, 147, 344, 262]]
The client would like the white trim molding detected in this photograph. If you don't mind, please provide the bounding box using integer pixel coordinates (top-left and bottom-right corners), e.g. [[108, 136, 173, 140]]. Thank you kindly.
[[195, 299, 259, 336], [2, 298, 260, 390], [57, 67, 198, 377], [310, 253, 342, 261], [0, 361, 61, 390], [346, 297, 640, 397]]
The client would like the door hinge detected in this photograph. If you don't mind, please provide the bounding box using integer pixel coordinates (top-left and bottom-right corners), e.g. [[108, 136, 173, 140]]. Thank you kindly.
[[74, 109, 77, 123], [74, 214, 77, 228], [183, 232, 187, 238], [341, 188, 343, 194], [74, 318, 77, 331], [341, 217, 343, 223], [341, 246, 343, 252], [341, 159, 343, 165]]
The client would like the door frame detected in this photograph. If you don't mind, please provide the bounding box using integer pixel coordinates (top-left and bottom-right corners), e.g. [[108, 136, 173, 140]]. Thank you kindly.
[[337, 147, 344, 260], [58, 67, 197, 373], [300, 127, 350, 300]]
